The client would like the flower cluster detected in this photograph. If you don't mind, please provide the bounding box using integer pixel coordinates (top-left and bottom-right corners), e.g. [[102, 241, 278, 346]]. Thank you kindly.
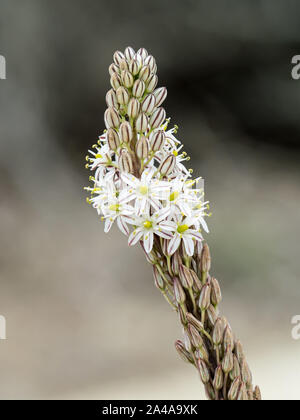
[[85, 47, 209, 257]]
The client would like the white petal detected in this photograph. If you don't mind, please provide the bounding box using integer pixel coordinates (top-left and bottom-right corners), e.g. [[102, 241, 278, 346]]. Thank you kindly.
[[168, 234, 181, 256], [117, 216, 129, 235], [188, 230, 203, 242], [183, 236, 194, 257], [159, 221, 177, 231], [104, 218, 113, 233], [121, 173, 138, 188], [143, 231, 154, 253], [128, 228, 143, 246]]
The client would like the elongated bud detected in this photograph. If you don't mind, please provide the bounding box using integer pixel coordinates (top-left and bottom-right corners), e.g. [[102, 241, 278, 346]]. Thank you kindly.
[[175, 340, 193, 364], [197, 358, 210, 384], [198, 283, 211, 310], [228, 377, 241, 400], [121, 70, 134, 88], [118, 149, 133, 173], [136, 136, 149, 160], [116, 86, 129, 105], [171, 252, 181, 275], [107, 128, 120, 151], [173, 277, 186, 304], [109, 63, 119, 76], [240, 359, 252, 386], [113, 50, 125, 66], [104, 107, 120, 129], [207, 304, 218, 325], [119, 59, 128, 71], [183, 329, 192, 352], [106, 89, 118, 108], [222, 349, 234, 373], [211, 277, 222, 305], [110, 72, 122, 90], [127, 98, 140, 118], [235, 340, 245, 363], [146, 73, 158, 92], [179, 265, 194, 289], [187, 323, 203, 348], [132, 79, 145, 98], [205, 383, 215, 401], [213, 365, 224, 391], [186, 312, 204, 332], [144, 55, 156, 72], [149, 107, 166, 129], [153, 265, 164, 290], [200, 243, 211, 273], [128, 58, 139, 76], [223, 326, 234, 351], [124, 46, 135, 62], [135, 113, 148, 132], [150, 130, 165, 152], [237, 383, 248, 400], [230, 355, 241, 381], [139, 65, 151, 82], [119, 121, 132, 143], [141, 94, 156, 114], [254, 385, 262, 400], [158, 154, 175, 176], [191, 270, 202, 293], [153, 87, 167, 107], [133, 53, 143, 69], [137, 48, 148, 60], [212, 317, 224, 345]]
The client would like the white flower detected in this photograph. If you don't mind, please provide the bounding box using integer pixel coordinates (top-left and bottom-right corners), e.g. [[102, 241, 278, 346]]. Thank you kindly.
[[102, 200, 134, 235], [127, 207, 172, 253], [160, 214, 203, 256]]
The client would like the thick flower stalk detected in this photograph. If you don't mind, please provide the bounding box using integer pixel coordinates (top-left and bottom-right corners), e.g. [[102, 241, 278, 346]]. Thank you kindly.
[[85, 47, 261, 400]]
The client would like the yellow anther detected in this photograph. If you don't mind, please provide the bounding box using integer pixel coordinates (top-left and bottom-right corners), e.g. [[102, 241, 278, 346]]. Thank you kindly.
[[169, 191, 179, 201], [95, 154, 102, 159]]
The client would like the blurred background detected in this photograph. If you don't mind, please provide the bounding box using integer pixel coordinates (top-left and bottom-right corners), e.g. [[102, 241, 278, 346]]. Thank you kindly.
[[0, 0, 299, 400]]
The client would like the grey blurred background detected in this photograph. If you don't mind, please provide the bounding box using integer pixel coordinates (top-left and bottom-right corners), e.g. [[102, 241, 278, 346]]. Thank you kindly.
[[0, 0, 300, 400]]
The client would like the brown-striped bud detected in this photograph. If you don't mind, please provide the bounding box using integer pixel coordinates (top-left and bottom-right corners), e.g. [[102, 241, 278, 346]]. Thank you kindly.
[[183, 329, 192, 352], [186, 313, 204, 332], [254, 385, 262, 400], [235, 340, 245, 363], [109, 63, 119, 76], [207, 304, 218, 325], [137, 48, 148, 60], [153, 87, 167, 107], [153, 265, 164, 290], [121, 70, 134, 88], [191, 270, 202, 293], [127, 98, 140, 119], [171, 252, 182, 276], [119, 59, 128, 71], [141, 94, 156, 114], [144, 55, 156, 72], [139, 65, 151, 82], [200, 243, 211, 273], [113, 50, 125, 66], [124, 46, 135, 62], [230, 355, 241, 381], [106, 89, 118, 109], [210, 277, 222, 305], [187, 323, 203, 348], [212, 317, 224, 345], [173, 277, 186, 304], [213, 365, 224, 390], [135, 113, 148, 133], [240, 359, 252, 386], [116, 86, 129, 105], [237, 383, 248, 400], [128, 58, 139, 76], [119, 121, 132, 143], [222, 349, 234, 373], [104, 107, 120, 129], [228, 377, 241, 400], [150, 130, 165, 152], [205, 383, 215, 400], [107, 128, 120, 151], [132, 79, 145, 98], [118, 149, 133, 173], [223, 326, 234, 351], [136, 136, 149, 160], [158, 154, 175, 176], [195, 344, 209, 362], [198, 283, 211, 310], [197, 358, 210, 384], [146, 73, 158, 92], [174, 340, 193, 364], [149, 107, 166, 129], [110, 72, 122, 90], [133, 53, 143, 69], [179, 265, 194, 289]]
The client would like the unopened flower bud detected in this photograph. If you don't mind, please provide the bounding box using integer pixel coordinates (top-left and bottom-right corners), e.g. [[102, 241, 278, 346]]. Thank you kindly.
[[141, 94, 156, 114], [213, 365, 224, 391], [173, 277, 186, 304], [228, 377, 241, 400], [119, 59, 128, 71], [116, 86, 129, 105], [179, 265, 194, 289], [146, 73, 158, 92], [230, 355, 241, 381], [158, 154, 175, 176], [183, 329, 192, 352], [139, 65, 151, 82], [212, 317, 224, 345], [205, 383, 215, 400], [113, 50, 125, 66], [207, 304, 218, 325], [121, 70, 134, 88], [109, 63, 119, 76], [106, 89, 118, 108], [235, 340, 245, 363], [144, 55, 156, 72], [222, 349, 234, 373], [153, 87, 167, 107], [137, 48, 148, 60], [237, 383, 248, 401], [174, 340, 193, 364], [135, 113, 148, 132], [128, 58, 139, 76], [136, 136, 149, 160], [119, 121, 132, 143], [186, 312, 204, 332], [107, 128, 120, 151], [150, 130, 165, 152], [110, 72, 122, 90], [240, 359, 252, 386], [171, 252, 182, 276], [197, 358, 210, 384], [124, 46, 135, 62], [133, 53, 143, 70], [210, 277, 222, 306], [127, 98, 140, 119], [132, 79, 145, 98], [200, 243, 211, 273], [223, 326, 234, 351], [118, 149, 133, 173], [198, 283, 211, 310], [104, 107, 120, 129], [153, 265, 164, 290], [149, 107, 166, 129], [187, 323, 203, 348], [254, 385, 262, 400]]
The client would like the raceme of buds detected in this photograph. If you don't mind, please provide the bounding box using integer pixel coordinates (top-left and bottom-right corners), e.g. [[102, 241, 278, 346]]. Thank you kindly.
[[135, 113, 148, 132], [158, 154, 175, 176], [119, 121, 132, 143], [141, 94, 156, 114], [153, 87, 167, 107], [136, 136, 149, 160], [149, 107, 166, 129], [127, 98, 140, 118], [104, 107, 120, 129], [150, 130, 165, 152], [107, 128, 120, 151], [118, 149, 133, 173]]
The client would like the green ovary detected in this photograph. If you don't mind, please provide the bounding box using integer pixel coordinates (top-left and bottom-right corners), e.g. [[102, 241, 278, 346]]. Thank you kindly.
[[177, 224, 189, 234], [143, 220, 153, 229]]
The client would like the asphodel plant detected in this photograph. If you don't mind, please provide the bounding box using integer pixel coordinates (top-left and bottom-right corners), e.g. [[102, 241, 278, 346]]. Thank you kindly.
[[85, 47, 261, 400]]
